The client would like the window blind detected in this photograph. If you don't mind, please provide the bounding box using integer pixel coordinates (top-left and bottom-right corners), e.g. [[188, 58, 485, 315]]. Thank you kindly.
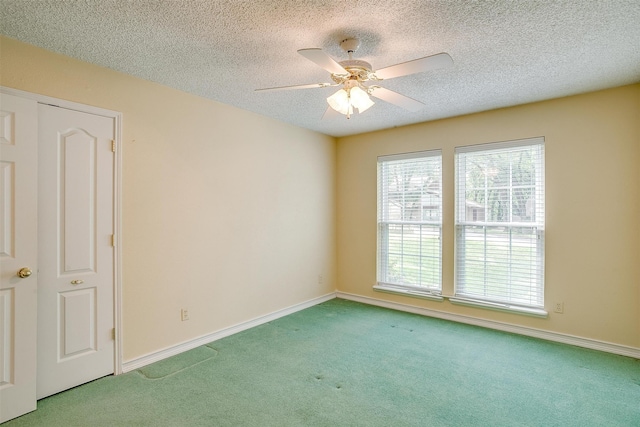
[[377, 150, 442, 291], [455, 138, 545, 308]]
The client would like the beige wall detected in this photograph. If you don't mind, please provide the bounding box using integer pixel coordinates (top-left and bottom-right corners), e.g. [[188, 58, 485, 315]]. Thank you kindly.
[[337, 84, 640, 348], [0, 36, 337, 361]]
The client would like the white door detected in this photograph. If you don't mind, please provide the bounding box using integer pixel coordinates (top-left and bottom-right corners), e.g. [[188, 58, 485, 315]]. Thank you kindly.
[[37, 104, 115, 399], [0, 94, 38, 422]]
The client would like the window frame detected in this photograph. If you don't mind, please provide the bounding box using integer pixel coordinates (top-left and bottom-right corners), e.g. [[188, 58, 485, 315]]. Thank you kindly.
[[453, 137, 545, 313], [376, 150, 443, 299]]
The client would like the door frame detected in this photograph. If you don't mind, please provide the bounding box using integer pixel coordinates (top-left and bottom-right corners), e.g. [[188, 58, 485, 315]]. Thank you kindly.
[[0, 86, 124, 375]]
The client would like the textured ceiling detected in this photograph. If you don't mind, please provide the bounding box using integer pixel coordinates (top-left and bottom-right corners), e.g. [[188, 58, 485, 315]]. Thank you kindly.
[[1, 0, 639, 137]]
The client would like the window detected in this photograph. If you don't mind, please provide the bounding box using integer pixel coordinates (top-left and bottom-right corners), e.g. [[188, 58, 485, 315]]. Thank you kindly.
[[455, 138, 544, 310], [377, 150, 442, 295]]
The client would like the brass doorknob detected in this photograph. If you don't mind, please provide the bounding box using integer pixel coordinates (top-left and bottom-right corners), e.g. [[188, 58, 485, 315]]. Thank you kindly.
[[17, 267, 32, 278]]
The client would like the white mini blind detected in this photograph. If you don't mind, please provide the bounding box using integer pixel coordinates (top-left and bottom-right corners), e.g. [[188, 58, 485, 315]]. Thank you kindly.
[[455, 138, 544, 308], [377, 150, 442, 291]]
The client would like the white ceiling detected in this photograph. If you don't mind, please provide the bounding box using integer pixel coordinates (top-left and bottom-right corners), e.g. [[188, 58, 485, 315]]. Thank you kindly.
[[1, 0, 639, 137]]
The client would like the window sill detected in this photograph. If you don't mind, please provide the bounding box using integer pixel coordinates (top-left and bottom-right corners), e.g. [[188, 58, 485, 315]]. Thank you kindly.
[[373, 284, 444, 302], [448, 297, 548, 318]]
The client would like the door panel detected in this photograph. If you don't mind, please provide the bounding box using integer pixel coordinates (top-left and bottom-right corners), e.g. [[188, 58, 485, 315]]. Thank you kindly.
[[60, 287, 96, 358], [37, 104, 114, 399], [0, 93, 38, 423], [0, 161, 15, 258], [61, 129, 96, 273]]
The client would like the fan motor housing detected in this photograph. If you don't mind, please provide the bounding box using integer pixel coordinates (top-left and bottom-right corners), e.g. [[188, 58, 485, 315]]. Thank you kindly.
[[332, 59, 375, 83], [339, 59, 372, 71]]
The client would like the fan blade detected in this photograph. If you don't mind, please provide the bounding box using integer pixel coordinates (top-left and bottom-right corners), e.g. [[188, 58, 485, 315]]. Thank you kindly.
[[374, 52, 453, 80], [255, 82, 335, 92], [298, 48, 348, 75], [369, 86, 425, 112]]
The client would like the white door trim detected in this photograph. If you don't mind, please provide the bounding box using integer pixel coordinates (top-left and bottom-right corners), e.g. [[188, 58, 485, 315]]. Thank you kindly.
[[0, 86, 124, 375]]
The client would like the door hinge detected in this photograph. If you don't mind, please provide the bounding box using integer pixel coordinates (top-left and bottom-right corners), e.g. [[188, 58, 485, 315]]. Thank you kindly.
[[111, 234, 116, 247], [111, 328, 116, 340], [111, 140, 116, 152]]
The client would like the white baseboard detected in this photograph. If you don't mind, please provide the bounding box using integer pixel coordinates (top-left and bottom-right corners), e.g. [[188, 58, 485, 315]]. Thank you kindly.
[[337, 291, 640, 360], [122, 290, 638, 373], [121, 292, 336, 373]]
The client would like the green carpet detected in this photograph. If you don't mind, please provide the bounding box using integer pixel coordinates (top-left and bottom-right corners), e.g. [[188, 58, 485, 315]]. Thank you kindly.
[[4, 299, 640, 426]]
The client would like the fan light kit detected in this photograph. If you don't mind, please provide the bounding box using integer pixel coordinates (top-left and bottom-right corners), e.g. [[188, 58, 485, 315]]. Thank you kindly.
[[256, 38, 453, 119]]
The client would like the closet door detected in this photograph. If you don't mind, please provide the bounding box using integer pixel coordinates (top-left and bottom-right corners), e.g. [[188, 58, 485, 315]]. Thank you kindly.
[[37, 104, 115, 399], [0, 93, 38, 423]]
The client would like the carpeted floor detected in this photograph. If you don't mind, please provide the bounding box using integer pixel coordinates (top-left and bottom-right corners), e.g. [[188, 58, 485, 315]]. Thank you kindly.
[[4, 298, 640, 426]]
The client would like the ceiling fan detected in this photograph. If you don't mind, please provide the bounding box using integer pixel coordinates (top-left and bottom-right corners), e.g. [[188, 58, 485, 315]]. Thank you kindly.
[[256, 38, 453, 119]]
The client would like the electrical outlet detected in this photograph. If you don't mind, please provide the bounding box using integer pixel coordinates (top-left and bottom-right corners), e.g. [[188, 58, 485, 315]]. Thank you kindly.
[[181, 308, 189, 321], [318, 274, 323, 285], [554, 302, 564, 314]]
